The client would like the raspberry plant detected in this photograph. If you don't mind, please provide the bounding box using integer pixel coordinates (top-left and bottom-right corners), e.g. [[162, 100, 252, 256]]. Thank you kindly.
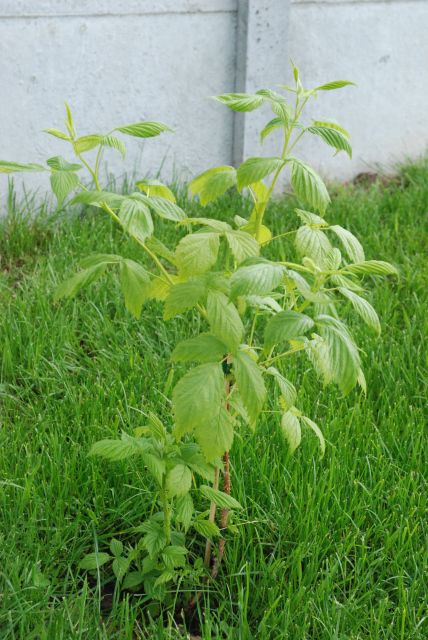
[[1, 64, 397, 603]]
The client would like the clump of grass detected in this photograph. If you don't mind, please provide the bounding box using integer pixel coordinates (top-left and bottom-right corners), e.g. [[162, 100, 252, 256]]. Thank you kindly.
[[0, 160, 427, 639]]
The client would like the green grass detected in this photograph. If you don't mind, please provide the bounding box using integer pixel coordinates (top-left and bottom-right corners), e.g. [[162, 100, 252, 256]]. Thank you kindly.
[[0, 162, 427, 639]]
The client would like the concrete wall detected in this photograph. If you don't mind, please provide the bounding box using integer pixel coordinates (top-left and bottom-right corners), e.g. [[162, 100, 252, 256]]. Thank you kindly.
[[0, 0, 427, 204], [289, 0, 428, 180]]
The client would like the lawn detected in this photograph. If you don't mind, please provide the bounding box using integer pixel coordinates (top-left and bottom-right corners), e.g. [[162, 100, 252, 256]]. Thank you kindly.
[[0, 161, 427, 639]]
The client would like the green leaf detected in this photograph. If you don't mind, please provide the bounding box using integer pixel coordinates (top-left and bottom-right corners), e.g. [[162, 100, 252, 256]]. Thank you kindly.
[[175, 493, 194, 531], [206, 290, 244, 353], [338, 288, 381, 334], [305, 333, 334, 386], [142, 412, 167, 441], [71, 190, 125, 209], [225, 230, 260, 263], [166, 464, 192, 497], [281, 412, 301, 454], [256, 89, 293, 122], [0, 161, 46, 173], [54, 264, 106, 301], [290, 159, 330, 214], [101, 135, 126, 158], [172, 362, 224, 436], [230, 258, 286, 298], [342, 260, 398, 277], [88, 434, 149, 460], [47, 156, 82, 172], [119, 197, 153, 243], [237, 157, 284, 190], [329, 225, 364, 263], [200, 485, 242, 510], [307, 125, 352, 158], [79, 552, 111, 570], [144, 195, 185, 222], [301, 415, 326, 456], [162, 546, 188, 569], [193, 519, 221, 539], [180, 446, 216, 482], [264, 310, 314, 350], [110, 538, 124, 557], [312, 120, 350, 139], [142, 522, 167, 558], [73, 134, 102, 154], [136, 179, 176, 202], [175, 232, 220, 276], [295, 209, 328, 227], [164, 279, 206, 320], [44, 128, 70, 141], [245, 295, 282, 313], [116, 121, 172, 138], [265, 367, 297, 410], [214, 93, 264, 112], [315, 315, 361, 394], [64, 102, 76, 137], [119, 259, 150, 319], [189, 166, 237, 206], [196, 405, 234, 461], [122, 571, 144, 590], [88, 438, 140, 461], [79, 253, 122, 268], [295, 225, 333, 268], [233, 351, 266, 425], [288, 270, 331, 304], [260, 117, 285, 143], [142, 452, 166, 486], [182, 217, 231, 232], [154, 571, 175, 587], [172, 333, 227, 363], [50, 170, 79, 206], [315, 80, 356, 91]]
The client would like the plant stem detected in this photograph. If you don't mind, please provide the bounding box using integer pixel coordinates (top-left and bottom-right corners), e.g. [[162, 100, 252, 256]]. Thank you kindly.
[[76, 152, 101, 191], [211, 366, 232, 578], [161, 482, 171, 545], [139, 241, 175, 285], [203, 465, 220, 569], [260, 345, 305, 367]]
